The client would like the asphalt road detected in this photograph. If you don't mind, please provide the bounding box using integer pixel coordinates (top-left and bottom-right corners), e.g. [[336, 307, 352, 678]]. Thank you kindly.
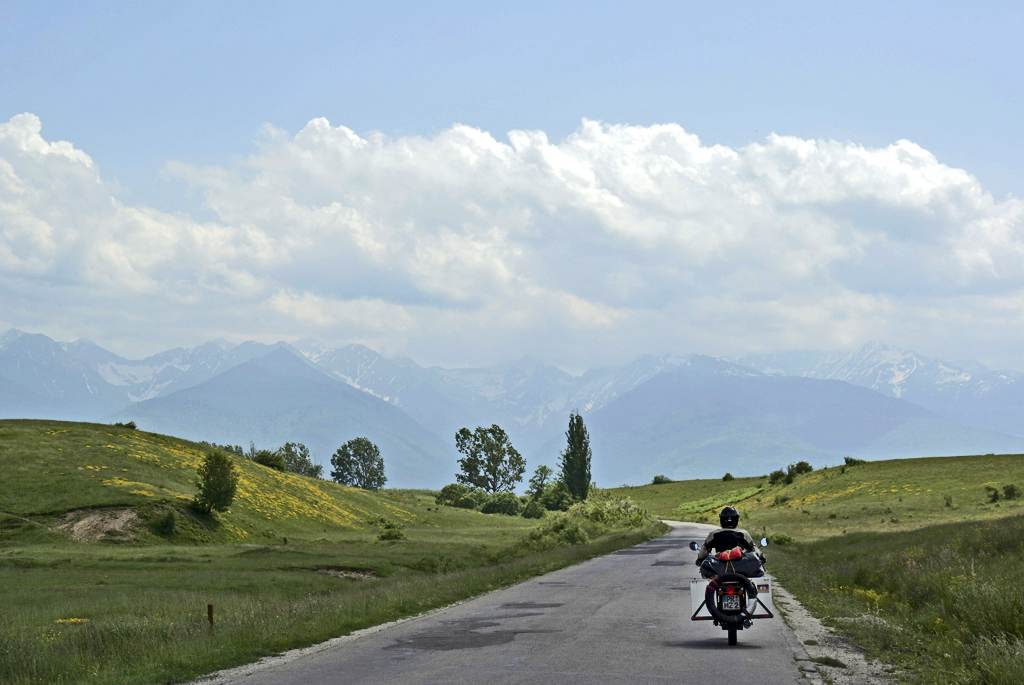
[[206, 522, 808, 684]]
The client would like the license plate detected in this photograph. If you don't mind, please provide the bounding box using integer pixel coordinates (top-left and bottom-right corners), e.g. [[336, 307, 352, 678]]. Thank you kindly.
[[721, 595, 742, 611]]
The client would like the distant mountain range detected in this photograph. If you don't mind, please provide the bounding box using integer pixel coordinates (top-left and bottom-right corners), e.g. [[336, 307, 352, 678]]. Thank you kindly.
[[2, 328, 1023, 486], [735, 342, 1024, 439]]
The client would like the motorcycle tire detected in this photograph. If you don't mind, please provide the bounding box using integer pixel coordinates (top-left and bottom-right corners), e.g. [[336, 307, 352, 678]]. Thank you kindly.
[[704, 572, 759, 626]]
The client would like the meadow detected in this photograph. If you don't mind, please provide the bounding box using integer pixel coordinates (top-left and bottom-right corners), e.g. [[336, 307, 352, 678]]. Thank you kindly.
[[0, 420, 664, 685], [613, 453, 1024, 684]]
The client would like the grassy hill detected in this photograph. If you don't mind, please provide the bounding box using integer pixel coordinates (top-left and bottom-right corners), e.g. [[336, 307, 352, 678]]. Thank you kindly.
[[0, 420, 663, 685], [0, 418, 453, 545], [609, 452, 1024, 541]]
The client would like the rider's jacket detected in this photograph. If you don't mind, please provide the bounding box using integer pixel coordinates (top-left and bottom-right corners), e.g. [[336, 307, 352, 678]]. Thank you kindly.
[[695, 527, 759, 563]]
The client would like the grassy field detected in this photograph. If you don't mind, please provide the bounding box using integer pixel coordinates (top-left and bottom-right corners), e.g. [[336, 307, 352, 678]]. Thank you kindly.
[[0, 420, 665, 685], [611, 453, 1024, 541], [613, 454, 1024, 683]]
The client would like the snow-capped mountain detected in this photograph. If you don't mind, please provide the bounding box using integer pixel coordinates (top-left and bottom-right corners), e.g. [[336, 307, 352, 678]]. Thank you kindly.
[[737, 342, 1024, 437], [292, 340, 695, 449], [5, 328, 1024, 484]]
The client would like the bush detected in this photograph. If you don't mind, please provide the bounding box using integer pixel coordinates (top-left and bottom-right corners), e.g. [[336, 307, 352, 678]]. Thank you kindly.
[[114, 421, 137, 430], [528, 513, 591, 546], [539, 481, 575, 511], [1004, 484, 1021, 500], [253, 449, 286, 471], [651, 474, 673, 484], [769, 469, 788, 486], [844, 456, 867, 466], [435, 483, 471, 506], [377, 520, 405, 541], [521, 499, 545, 519], [566, 491, 653, 529], [986, 486, 1001, 503], [455, 494, 478, 509], [481, 492, 523, 516], [151, 510, 177, 537], [193, 451, 239, 515], [722, 473, 734, 481], [787, 461, 813, 477], [770, 533, 796, 545]]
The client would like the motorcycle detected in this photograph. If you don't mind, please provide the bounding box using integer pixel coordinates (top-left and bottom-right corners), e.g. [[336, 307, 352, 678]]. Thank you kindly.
[[687, 537, 775, 646]]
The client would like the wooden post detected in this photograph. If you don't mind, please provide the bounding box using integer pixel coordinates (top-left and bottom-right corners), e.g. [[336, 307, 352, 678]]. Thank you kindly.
[[208, 604, 214, 630]]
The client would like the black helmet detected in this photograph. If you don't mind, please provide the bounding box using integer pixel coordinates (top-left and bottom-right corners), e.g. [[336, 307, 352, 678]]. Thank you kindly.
[[719, 506, 739, 529]]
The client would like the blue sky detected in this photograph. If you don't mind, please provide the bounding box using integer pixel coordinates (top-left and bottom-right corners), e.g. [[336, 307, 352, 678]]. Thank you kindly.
[[2, 1, 1024, 368]]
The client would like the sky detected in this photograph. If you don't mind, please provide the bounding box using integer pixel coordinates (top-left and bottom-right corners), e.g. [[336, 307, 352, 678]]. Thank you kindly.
[[2, 1, 1024, 370]]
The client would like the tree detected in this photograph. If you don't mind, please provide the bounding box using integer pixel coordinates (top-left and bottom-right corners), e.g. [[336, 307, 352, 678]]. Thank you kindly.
[[455, 424, 525, 493], [253, 449, 286, 471], [331, 437, 387, 490], [559, 410, 592, 500], [276, 442, 323, 478], [526, 465, 554, 498], [193, 451, 239, 514]]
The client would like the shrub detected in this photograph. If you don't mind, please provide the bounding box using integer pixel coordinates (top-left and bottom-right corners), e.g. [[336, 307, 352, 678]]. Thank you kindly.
[[770, 533, 796, 545], [481, 492, 523, 516], [986, 486, 1001, 503], [844, 456, 867, 466], [435, 483, 471, 506], [522, 499, 545, 519], [193, 451, 239, 515], [769, 469, 788, 486], [114, 421, 137, 430], [944, 494, 954, 508], [773, 495, 791, 506], [722, 473, 734, 481], [253, 449, 286, 471], [566, 491, 653, 529], [151, 510, 177, 537], [529, 513, 591, 546], [651, 475, 673, 484], [1003, 484, 1021, 500], [539, 481, 575, 511], [787, 461, 813, 477], [377, 520, 405, 541], [455, 494, 478, 509], [414, 554, 464, 573]]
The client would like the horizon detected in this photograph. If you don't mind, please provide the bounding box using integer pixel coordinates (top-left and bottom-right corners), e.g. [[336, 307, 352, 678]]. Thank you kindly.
[[2, 326, 1017, 377]]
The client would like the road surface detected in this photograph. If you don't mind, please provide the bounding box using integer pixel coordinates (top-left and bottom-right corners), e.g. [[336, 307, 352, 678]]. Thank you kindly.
[[204, 522, 810, 684]]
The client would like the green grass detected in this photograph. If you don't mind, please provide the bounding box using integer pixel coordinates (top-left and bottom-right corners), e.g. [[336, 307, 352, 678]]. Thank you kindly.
[[0, 420, 666, 684], [772, 515, 1024, 683], [612, 453, 1024, 542], [608, 475, 766, 520]]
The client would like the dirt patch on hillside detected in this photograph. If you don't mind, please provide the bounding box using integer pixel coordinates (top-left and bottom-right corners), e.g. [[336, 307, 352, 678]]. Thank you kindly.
[[317, 566, 380, 580], [56, 509, 140, 542]]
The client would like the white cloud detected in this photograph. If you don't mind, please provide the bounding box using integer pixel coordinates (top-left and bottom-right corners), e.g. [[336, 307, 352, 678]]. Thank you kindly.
[[2, 112, 1024, 367]]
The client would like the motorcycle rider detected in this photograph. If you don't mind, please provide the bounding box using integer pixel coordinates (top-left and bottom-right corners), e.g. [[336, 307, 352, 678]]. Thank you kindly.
[[695, 506, 763, 566]]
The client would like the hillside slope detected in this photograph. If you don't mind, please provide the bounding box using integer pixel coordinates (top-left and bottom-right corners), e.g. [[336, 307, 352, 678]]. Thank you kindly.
[[0, 419, 424, 544], [611, 451, 1024, 541]]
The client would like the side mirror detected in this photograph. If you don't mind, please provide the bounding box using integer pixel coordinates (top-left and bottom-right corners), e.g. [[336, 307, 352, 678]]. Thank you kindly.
[[688, 541, 699, 551], [760, 537, 769, 546]]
